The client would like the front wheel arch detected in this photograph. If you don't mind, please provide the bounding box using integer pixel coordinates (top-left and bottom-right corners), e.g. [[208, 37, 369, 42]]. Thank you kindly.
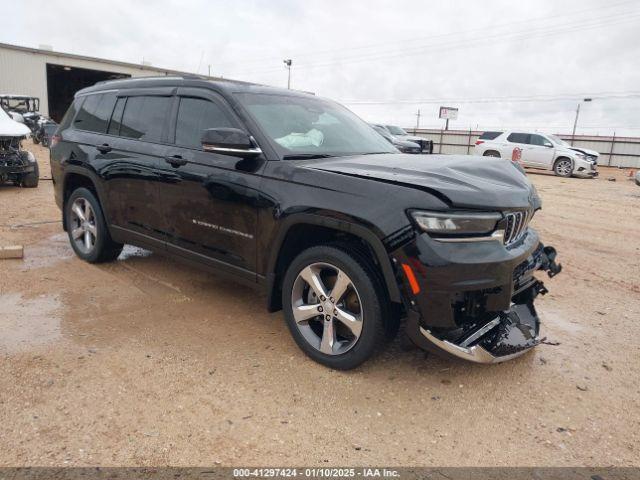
[[553, 157, 574, 177], [265, 216, 402, 312]]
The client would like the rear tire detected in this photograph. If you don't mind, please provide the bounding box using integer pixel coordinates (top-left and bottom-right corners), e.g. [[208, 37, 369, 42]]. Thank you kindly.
[[282, 245, 387, 370], [20, 162, 39, 188], [483, 150, 501, 158], [553, 158, 573, 177], [65, 187, 123, 263]]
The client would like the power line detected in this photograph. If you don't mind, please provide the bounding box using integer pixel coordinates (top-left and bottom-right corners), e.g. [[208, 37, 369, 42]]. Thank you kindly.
[[228, 8, 640, 76], [211, 0, 637, 70], [340, 91, 640, 106]]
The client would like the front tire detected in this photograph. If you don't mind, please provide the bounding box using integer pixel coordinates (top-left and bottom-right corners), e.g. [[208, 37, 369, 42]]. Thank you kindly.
[[553, 158, 573, 177], [282, 245, 387, 370], [65, 187, 123, 263], [20, 162, 39, 188]]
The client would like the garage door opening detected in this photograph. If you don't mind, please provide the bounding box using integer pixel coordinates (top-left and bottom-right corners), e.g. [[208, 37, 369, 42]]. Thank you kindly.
[[46, 64, 130, 122]]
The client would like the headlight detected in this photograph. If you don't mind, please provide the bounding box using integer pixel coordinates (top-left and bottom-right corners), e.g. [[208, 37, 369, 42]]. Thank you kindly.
[[409, 210, 502, 237], [575, 153, 586, 160]]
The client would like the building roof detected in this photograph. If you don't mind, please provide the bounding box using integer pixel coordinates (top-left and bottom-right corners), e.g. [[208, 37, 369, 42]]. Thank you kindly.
[[0, 41, 225, 80]]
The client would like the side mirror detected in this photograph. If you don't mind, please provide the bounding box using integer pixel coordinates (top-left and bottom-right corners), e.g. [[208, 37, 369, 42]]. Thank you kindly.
[[201, 128, 262, 158], [544, 143, 554, 148]]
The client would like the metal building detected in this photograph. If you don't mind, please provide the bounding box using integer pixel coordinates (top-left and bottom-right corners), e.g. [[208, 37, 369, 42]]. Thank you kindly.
[[0, 42, 217, 122]]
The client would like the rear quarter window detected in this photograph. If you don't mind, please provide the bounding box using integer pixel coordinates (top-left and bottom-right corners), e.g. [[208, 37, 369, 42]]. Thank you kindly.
[[58, 97, 82, 131], [479, 131, 502, 140], [73, 93, 117, 133]]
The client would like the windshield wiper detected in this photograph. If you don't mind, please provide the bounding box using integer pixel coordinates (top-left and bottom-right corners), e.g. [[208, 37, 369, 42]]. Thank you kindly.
[[282, 153, 335, 160]]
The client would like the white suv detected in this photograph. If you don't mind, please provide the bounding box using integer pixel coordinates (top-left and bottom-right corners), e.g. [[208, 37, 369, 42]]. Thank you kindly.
[[474, 131, 599, 178]]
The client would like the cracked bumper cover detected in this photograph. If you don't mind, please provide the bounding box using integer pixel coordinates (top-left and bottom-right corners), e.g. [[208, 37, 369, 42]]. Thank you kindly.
[[393, 229, 562, 363]]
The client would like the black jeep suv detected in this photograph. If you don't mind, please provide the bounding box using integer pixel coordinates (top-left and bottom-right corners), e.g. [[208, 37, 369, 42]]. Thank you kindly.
[[50, 76, 561, 370]]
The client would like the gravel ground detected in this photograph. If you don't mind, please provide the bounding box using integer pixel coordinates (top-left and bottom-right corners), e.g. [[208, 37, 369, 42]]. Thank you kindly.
[[0, 141, 639, 466]]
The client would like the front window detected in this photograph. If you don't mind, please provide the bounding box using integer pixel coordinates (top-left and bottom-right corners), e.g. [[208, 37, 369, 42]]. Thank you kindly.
[[385, 125, 407, 136], [548, 134, 569, 147], [235, 93, 395, 158]]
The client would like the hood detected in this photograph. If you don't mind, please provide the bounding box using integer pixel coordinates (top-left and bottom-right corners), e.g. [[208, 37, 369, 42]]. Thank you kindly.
[[0, 109, 30, 137], [305, 154, 538, 210], [393, 139, 420, 148], [569, 146, 599, 157], [397, 134, 424, 142]]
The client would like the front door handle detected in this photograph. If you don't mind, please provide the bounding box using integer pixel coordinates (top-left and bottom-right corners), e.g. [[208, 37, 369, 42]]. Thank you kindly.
[[165, 155, 187, 167], [96, 143, 112, 154]]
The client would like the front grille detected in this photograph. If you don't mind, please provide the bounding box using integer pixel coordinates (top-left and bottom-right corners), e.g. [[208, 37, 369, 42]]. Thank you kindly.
[[503, 210, 533, 246]]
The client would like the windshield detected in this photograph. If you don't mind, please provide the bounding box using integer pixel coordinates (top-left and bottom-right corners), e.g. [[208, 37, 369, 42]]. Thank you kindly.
[[548, 134, 569, 147], [371, 124, 393, 142], [235, 93, 396, 158], [385, 125, 407, 136]]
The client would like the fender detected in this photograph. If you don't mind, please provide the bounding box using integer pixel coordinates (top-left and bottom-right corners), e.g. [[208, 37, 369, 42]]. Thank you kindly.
[[264, 212, 402, 311], [60, 164, 112, 230]]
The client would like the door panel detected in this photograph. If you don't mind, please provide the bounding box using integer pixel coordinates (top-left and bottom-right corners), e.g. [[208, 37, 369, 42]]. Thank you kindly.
[[505, 132, 530, 165], [159, 91, 266, 278], [524, 134, 556, 168], [102, 137, 169, 241], [100, 94, 173, 243]]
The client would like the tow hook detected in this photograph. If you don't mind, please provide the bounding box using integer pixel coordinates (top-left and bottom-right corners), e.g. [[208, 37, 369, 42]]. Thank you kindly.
[[540, 246, 562, 278]]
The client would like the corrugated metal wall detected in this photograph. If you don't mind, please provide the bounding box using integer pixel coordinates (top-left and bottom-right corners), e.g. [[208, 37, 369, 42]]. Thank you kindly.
[[408, 129, 640, 168], [0, 45, 174, 117]]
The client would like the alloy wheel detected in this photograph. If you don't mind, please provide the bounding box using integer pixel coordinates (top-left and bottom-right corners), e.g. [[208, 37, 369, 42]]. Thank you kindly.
[[291, 262, 363, 356], [555, 159, 572, 176], [69, 197, 98, 254]]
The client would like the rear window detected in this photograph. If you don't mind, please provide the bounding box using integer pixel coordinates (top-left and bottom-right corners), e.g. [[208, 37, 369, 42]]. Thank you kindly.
[[479, 131, 502, 140], [507, 133, 530, 144], [118, 96, 171, 142], [73, 93, 117, 133]]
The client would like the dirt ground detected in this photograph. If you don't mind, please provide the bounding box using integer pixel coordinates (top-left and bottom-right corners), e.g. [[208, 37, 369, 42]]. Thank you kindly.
[[1, 141, 639, 467]]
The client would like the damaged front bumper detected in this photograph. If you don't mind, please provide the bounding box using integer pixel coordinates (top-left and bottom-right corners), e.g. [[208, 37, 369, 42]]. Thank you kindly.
[[411, 294, 543, 363], [393, 228, 562, 364]]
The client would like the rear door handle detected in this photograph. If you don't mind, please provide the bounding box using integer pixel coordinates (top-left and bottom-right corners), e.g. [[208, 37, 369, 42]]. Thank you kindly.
[[96, 143, 112, 154], [165, 155, 187, 167]]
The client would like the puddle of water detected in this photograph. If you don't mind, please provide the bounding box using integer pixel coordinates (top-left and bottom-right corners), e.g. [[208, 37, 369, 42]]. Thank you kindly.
[[118, 244, 152, 261], [21, 233, 74, 271], [0, 293, 62, 353]]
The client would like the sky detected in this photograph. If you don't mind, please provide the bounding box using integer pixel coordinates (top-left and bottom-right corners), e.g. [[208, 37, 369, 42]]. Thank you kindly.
[[5, 0, 640, 136]]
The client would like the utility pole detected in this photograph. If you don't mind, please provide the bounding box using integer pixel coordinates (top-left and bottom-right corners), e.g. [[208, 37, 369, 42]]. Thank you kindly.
[[415, 109, 421, 130], [283, 59, 292, 89], [571, 98, 592, 145], [208, 65, 211, 77]]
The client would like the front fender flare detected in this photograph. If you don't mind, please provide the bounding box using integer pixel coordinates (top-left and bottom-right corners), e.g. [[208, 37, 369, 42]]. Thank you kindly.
[[264, 213, 402, 311]]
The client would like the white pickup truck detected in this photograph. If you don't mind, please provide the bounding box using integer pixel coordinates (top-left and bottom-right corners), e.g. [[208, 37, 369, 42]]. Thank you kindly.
[[474, 131, 599, 178]]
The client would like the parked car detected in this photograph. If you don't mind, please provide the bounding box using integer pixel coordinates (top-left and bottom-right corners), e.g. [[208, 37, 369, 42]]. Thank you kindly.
[[0, 107, 39, 187], [384, 125, 433, 153], [371, 124, 421, 153], [34, 119, 59, 147], [474, 131, 598, 178], [50, 76, 561, 370]]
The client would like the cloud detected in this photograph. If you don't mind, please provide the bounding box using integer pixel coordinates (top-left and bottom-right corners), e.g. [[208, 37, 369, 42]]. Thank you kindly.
[[4, 0, 640, 135]]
